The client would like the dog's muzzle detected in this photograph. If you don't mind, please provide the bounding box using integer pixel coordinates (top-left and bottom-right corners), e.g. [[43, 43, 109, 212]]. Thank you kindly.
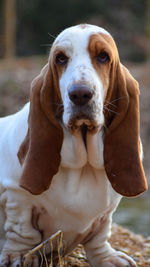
[[67, 84, 100, 132]]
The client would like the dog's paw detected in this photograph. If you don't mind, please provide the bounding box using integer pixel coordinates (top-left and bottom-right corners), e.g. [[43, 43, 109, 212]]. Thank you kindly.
[[0, 251, 39, 267], [98, 251, 137, 267]]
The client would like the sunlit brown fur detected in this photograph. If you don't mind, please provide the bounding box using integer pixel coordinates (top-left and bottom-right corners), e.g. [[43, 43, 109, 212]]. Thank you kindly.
[[88, 33, 147, 196], [18, 61, 63, 195]]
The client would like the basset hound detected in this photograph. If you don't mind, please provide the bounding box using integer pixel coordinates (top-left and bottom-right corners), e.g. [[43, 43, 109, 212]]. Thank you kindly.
[[0, 24, 148, 267]]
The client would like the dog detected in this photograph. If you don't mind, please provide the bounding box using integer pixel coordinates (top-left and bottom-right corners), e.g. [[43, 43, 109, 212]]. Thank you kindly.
[[0, 24, 147, 266]]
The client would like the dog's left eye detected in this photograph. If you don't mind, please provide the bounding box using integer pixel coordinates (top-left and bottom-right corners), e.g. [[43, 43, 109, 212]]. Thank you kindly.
[[97, 52, 110, 64], [56, 53, 68, 66]]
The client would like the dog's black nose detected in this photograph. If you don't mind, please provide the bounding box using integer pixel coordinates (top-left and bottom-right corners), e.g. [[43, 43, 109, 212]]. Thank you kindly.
[[69, 84, 94, 106]]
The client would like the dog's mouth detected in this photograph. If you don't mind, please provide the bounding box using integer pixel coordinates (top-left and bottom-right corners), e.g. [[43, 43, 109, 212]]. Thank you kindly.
[[64, 102, 104, 135], [67, 115, 101, 134], [67, 118, 102, 148]]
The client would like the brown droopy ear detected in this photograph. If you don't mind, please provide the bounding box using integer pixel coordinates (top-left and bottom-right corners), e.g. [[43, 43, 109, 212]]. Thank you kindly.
[[104, 63, 148, 197], [18, 64, 63, 195]]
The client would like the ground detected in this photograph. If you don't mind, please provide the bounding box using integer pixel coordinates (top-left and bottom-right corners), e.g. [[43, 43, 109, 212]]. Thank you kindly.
[[63, 224, 150, 266], [22, 224, 150, 266]]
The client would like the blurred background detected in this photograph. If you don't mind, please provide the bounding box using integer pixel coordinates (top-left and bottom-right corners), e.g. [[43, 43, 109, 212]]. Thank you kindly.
[[0, 0, 150, 236]]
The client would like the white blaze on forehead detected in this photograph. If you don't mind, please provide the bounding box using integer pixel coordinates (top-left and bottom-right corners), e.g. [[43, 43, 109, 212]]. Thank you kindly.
[[53, 24, 111, 67], [54, 24, 110, 46]]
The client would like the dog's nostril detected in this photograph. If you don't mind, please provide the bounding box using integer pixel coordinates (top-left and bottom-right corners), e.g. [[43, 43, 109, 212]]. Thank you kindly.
[[69, 84, 94, 106], [84, 93, 92, 99], [72, 94, 78, 100]]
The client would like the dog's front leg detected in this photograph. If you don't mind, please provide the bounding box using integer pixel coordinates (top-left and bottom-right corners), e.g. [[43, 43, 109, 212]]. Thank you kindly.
[[84, 212, 137, 267], [0, 188, 41, 266]]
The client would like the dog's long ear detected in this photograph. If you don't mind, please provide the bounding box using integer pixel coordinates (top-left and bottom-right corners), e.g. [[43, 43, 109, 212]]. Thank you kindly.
[[104, 63, 148, 197], [18, 63, 63, 195]]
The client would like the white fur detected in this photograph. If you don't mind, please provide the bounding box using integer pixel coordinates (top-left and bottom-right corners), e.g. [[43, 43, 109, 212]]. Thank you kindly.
[[0, 25, 137, 267]]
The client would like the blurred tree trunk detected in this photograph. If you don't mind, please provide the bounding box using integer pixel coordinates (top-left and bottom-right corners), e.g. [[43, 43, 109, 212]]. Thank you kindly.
[[146, 0, 150, 59], [4, 0, 16, 59]]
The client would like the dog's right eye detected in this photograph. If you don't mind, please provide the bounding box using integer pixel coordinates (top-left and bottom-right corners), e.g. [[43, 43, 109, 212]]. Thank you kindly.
[[56, 53, 68, 66], [96, 51, 110, 64]]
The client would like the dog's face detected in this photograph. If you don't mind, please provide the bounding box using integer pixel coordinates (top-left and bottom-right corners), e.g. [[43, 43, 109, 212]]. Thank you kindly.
[[52, 24, 114, 132]]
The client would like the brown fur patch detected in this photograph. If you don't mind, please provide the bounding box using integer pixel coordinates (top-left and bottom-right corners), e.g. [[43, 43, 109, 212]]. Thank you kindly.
[[88, 32, 147, 196], [18, 62, 63, 195]]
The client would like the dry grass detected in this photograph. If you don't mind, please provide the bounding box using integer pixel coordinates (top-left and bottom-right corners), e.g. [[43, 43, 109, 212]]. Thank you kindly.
[[22, 224, 150, 267], [110, 224, 150, 267], [23, 230, 63, 267]]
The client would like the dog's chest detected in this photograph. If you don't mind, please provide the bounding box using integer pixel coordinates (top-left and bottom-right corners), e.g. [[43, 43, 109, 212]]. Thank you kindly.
[[35, 164, 119, 243]]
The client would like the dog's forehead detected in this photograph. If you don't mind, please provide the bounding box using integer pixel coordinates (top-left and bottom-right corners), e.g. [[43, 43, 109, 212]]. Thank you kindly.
[[54, 24, 110, 49]]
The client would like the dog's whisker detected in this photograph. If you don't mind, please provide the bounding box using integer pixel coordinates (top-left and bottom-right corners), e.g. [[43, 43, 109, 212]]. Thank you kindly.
[[40, 44, 53, 47], [103, 106, 119, 115], [49, 102, 64, 107], [103, 123, 108, 131], [105, 100, 117, 109], [48, 32, 56, 39], [109, 96, 127, 104], [55, 104, 64, 115]]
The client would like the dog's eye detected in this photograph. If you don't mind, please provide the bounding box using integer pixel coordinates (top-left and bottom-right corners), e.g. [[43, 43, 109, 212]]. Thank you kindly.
[[56, 53, 68, 66], [97, 52, 110, 64]]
